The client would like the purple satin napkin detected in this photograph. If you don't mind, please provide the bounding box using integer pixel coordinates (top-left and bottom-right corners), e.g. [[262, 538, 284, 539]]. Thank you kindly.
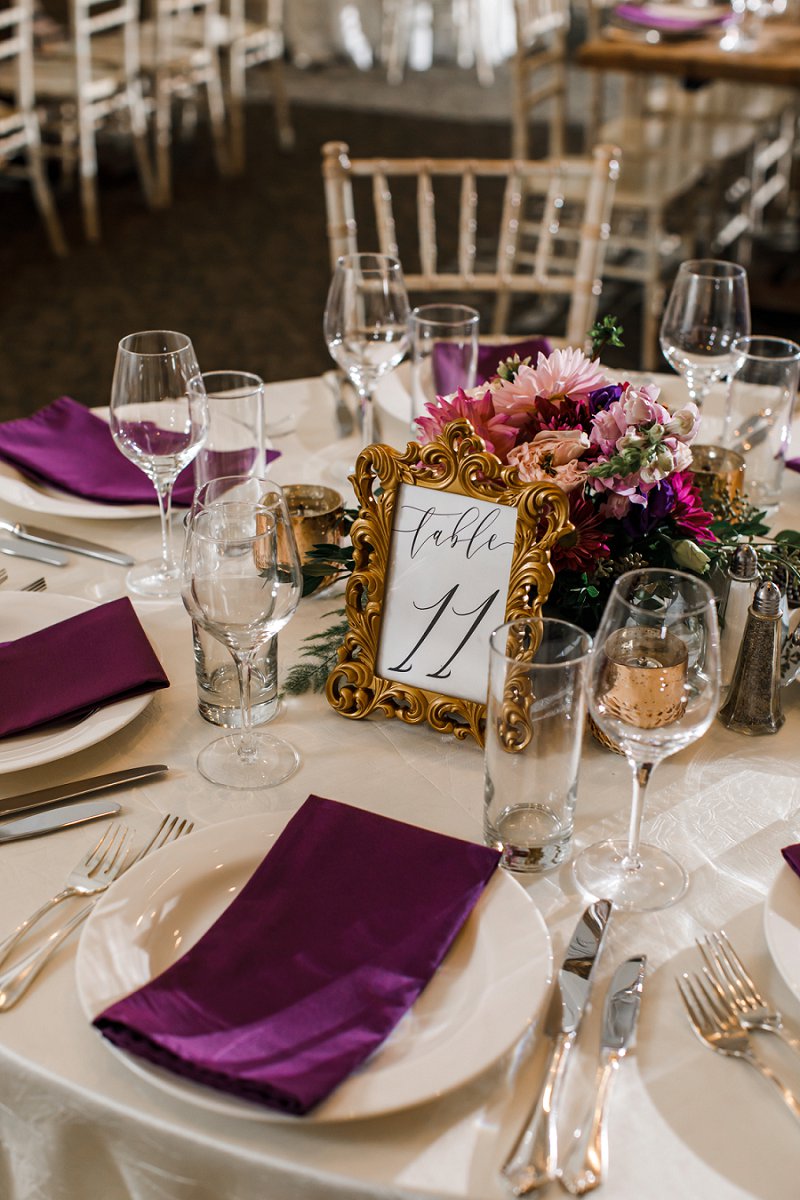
[[0, 597, 168, 738], [0, 397, 280, 506], [93, 795, 501, 1116], [786, 458, 800, 475], [781, 844, 800, 877], [432, 336, 552, 397], [614, 3, 730, 28]]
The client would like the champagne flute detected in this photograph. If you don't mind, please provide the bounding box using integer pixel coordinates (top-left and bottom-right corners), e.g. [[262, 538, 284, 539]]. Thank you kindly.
[[572, 568, 720, 912], [110, 330, 208, 598], [324, 252, 410, 449], [182, 481, 302, 788], [659, 260, 751, 409]]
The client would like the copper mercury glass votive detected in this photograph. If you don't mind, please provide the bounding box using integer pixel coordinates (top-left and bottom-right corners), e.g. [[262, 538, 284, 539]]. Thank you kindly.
[[602, 627, 689, 729]]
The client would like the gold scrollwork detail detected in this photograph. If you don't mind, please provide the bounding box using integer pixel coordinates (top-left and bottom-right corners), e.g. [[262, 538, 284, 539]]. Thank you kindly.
[[325, 420, 572, 745]]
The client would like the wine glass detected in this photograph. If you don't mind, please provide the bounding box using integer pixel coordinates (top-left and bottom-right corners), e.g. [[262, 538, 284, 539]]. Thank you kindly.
[[324, 252, 410, 450], [110, 330, 208, 598], [659, 260, 751, 409], [181, 480, 302, 788], [572, 568, 720, 912]]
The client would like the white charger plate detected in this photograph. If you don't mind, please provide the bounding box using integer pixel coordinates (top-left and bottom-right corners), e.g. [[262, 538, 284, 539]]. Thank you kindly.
[[77, 812, 553, 1123], [0, 593, 155, 774], [764, 862, 800, 1003]]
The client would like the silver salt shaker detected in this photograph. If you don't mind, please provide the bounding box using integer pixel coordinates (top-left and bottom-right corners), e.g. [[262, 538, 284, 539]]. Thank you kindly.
[[718, 580, 785, 735], [719, 544, 759, 691]]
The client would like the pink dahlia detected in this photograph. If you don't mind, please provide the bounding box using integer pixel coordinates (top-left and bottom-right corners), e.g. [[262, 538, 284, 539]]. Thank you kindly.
[[669, 470, 717, 542], [415, 387, 517, 461], [492, 348, 608, 425]]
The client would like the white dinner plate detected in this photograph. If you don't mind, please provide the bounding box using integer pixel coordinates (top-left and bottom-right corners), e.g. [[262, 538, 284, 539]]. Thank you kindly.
[[77, 812, 553, 1123], [0, 593, 155, 774], [763, 861, 800, 1003]]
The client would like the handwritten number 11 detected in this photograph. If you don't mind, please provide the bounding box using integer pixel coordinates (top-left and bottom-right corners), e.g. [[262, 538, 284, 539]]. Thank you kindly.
[[389, 585, 500, 678]]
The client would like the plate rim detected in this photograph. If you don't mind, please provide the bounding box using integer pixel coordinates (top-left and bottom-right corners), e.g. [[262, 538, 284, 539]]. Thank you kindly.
[[764, 861, 800, 1002], [76, 810, 553, 1123], [0, 592, 154, 773]]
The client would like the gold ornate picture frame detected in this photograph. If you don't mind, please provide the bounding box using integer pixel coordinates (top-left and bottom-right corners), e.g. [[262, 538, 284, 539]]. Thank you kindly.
[[325, 420, 572, 744]]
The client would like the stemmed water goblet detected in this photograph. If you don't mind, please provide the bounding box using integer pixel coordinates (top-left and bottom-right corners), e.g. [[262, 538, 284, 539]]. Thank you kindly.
[[182, 477, 302, 788], [659, 260, 751, 409], [572, 568, 721, 912], [110, 330, 208, 598], [324, 252, 410, 451]]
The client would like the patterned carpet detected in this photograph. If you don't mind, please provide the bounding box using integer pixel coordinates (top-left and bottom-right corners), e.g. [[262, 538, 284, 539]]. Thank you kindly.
[[1, 75, 797, 422]]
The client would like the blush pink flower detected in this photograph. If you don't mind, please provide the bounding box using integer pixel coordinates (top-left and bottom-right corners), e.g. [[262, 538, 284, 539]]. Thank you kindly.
[[491, 349, 608, 425], [507, 429, 590, 494], [415, 386, 517, 461]]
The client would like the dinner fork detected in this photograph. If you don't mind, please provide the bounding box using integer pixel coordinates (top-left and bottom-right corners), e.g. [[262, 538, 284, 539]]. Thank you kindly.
[[677, 972, 800, 1123], [0, 813, 194, 1010], [0, 823, 133, 969], [697, 930, 800, 1056], [21, 577, 47, 592], [0, 567, 7, 586]]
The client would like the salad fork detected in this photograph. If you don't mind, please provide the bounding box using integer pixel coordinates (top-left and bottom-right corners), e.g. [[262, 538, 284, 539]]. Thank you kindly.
[[697, 930, 800, 1056], [0, 813, 194, 1010], [21, 577, 47, 592], [677, 972, 800, 1123], [0, 567, 7, 586], [0, 823, 132, 969]]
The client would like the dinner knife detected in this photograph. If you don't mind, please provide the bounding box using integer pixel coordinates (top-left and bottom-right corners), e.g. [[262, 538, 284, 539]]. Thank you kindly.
[[0, 764, 169, 819], [559, 955, 647, 1196], [0, 538, 67, 567], [0, 519, 134, 567], [0, 797, 121, 843], [501, 898, 613, 1196]]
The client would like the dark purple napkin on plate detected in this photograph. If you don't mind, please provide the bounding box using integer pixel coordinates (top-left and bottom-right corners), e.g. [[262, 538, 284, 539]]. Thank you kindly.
[[781, 844, 800, 877], [0, 597, 169, 738], [0, 397, 280, 506], [432, 336, 552, 397], [93, 794, 501, 1115], [614, 3, 730, 28]]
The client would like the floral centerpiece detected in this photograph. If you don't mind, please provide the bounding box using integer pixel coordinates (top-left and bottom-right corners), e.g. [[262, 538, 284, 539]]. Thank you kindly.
[[286, 321, 799, 694]]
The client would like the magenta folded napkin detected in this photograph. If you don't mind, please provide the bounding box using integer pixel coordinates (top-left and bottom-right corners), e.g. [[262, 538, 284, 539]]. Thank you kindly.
[[0, 598, 169, 738], [0, 397, 279, 506], [781, 844, 800, 876], [432, 336, 552, 398], [614, 3, 730, 28], [93, 795, 501, 1115]]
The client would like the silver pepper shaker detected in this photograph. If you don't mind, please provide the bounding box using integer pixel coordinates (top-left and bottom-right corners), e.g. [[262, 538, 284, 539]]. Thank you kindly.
[[718, 580, 785, 735], [719, 544, 759, 691]]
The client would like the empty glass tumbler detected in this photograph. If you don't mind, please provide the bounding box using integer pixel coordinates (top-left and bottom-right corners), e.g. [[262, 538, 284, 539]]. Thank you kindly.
[[483, 617, 592, 872]]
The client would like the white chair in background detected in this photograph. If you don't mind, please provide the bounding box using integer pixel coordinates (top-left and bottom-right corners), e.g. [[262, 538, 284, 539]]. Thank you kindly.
[[0, 0, 67, 255], [321, 139, 620, 347], [380, 0, 494, 87], [0, 0, 155, 242]]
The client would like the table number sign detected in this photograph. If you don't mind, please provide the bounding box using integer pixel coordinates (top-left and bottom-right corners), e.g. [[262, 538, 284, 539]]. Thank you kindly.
[[326, 420, 571, 743]]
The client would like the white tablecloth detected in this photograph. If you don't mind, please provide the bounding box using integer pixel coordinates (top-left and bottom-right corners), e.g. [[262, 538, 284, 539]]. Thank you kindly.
[[0, 372, 798, 1200]]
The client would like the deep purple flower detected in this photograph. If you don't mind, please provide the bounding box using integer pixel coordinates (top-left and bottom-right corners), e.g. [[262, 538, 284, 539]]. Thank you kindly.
[[585, 383, 624, 416]]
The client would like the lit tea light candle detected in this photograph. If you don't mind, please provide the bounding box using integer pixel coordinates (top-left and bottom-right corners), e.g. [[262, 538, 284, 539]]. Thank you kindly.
[[602, 627, 688, 729], [690, 444, 745, 504], [284, 485, 344, 580]]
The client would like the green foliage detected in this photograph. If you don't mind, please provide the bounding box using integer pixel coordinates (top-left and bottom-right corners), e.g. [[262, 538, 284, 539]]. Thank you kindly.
[[589, 316, 625, 358], [282, 613, 349, 695]]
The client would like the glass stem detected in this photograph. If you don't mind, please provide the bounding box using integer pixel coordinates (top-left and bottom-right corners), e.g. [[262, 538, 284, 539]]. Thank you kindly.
[[684, 373, 712, 409], [357, 384, 374, 449], [233, 650, 257, 762], [153, 476, 176, 572], [623, 761, 654, 872]]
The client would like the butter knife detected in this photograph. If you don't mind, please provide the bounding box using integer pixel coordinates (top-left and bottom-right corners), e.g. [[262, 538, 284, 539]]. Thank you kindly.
[[0, 764, 169, 819], [502, 898, 613, 1196], [560, 955, 647, 1195], [0, 797, 121, 842], [0, 519, 134, 567], [0, 538, 67, 567]]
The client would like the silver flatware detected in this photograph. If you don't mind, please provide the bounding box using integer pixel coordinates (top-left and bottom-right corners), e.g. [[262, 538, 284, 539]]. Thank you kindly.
[[0, 797, 122, 844], [698, 929, 800, 1057], [0, 539, 67, 567], [0, 813, 194, 1010], [501, 898, 613, 1196], [322, 370, 355, 437], [0, 764, 170, 820], [560, 955, 646, 1195], [0, 822, 131, 967], [21, 576, 46, 592], [0, 518, 133, 567], [677, 971, 800, 1124], [0, 567, 7, 586]]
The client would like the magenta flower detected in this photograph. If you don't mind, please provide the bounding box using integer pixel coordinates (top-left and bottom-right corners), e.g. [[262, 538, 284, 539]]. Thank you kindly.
[[415, 387, 517, 461]]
